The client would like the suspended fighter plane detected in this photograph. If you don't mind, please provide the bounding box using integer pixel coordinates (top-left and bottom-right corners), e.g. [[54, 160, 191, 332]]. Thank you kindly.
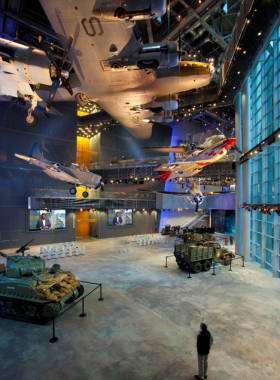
[[153, 136, 242, 181], [142, 130, 227, 156], [14, 144, 103, 197], [140, 182, 235, 213], [0, 0, 214, 137]]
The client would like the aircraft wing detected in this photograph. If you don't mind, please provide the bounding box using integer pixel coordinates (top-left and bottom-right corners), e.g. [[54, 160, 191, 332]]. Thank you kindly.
[[42, 167, 83, 185], [14, 153, 82, 185], [142, 145, 206, 154], [142, 146, 187, 154], [154, 161, 200, 172], [39, 0, 157, 139]]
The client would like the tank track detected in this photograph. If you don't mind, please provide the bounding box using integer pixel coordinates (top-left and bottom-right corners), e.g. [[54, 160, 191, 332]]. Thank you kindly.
[[0, 295, 52, 325]]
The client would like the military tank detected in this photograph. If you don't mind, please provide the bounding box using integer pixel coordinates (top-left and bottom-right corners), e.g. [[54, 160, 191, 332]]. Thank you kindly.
[[0, 240, 84, 323]]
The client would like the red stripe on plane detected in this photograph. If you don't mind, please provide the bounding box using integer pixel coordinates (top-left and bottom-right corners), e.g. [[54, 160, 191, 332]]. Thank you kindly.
[[160, 171, 172, 181], [197, 162, 211, 166]]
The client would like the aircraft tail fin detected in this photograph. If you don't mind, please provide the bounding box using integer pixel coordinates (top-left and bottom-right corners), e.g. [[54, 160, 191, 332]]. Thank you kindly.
[[29, 143, 49, 162]]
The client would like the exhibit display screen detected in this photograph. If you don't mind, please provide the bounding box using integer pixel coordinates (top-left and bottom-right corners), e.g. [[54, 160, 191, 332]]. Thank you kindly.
[[108, 209, 132, 226], [29, 210, 66, 231]]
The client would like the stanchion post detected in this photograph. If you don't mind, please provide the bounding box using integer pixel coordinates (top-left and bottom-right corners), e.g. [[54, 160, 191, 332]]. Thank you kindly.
[[242, 256, 245, 267], [79, 297, 87, 317], [188, 265, 192, 279], [212, 261, 216, 276], [98, 283, 104, 301], [165, 256, 168, 268], [229, 257, 232, 271], [49, 318, 59, 343]]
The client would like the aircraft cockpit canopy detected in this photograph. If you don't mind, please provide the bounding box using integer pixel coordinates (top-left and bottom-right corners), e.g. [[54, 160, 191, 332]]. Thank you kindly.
[[70, 163, 79, 170]]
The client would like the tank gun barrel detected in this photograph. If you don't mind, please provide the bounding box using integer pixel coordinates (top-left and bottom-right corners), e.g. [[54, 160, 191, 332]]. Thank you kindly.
[[0, 251, 8, 259], [16, 239, 34, 256]]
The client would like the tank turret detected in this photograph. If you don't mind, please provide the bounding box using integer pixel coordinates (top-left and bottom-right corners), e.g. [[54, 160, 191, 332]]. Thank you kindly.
[[4, 254, 45, 278]]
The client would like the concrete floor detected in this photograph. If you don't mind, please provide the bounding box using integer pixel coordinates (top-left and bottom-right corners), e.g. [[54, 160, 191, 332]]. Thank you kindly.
[[0, 235, 280, 380]]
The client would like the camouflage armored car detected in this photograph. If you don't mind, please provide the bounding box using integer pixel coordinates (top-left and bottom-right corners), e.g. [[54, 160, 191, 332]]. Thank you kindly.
[[174, 234, 235, 273]]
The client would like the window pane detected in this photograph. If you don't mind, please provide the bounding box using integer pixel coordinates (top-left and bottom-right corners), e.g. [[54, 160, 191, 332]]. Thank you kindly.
[[267, 223, 274, 236], [266, 236, 274, 250]]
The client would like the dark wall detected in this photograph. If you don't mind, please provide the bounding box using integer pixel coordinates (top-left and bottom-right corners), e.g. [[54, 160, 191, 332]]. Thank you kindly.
[[0, 100, 78, 249], [90, 123, 172, 162]]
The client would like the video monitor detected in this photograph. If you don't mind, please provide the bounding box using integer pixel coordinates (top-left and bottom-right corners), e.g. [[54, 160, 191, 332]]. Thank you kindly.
[[29, 210, 66, 231], [108, 209, 132, 226]]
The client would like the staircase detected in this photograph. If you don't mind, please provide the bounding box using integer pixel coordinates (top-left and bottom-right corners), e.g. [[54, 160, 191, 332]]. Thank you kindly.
[[181, 211, 209, 229]]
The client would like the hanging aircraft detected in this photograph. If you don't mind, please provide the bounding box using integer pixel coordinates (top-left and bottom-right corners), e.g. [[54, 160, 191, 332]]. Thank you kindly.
[[0, 0, 214, 138], [14, 143, 103, 197], [139, 182, 235, 213], [142, 131, 226, 156], [153, 137, 242, 181]]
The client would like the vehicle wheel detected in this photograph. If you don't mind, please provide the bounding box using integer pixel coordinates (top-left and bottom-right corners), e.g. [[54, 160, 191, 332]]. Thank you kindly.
[[111, 63, 121, 69], [82, 191, 89, 198], [202, 260, 211, 271], [69, 187, 77, 195], [192, 262, 202, 274], [115, 7, 127, 19], [24, 113, 38, 127], [77, 284, 85, 298], [75, 93, 89, 106], [137, 60, 159, 70], [224, 255, 231, 266], [41, 303, 61, 318], [180, 261, 187, 269]]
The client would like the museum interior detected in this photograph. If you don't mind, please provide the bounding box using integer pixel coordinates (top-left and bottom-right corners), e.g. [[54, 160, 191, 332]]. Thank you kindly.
[[0, 1, 280, 379]]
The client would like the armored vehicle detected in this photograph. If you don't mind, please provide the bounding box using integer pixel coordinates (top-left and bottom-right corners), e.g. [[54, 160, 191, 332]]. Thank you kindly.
[[161, 225, 170, 235], [0, 240, 84, 323], [174, 235, 235, 273]]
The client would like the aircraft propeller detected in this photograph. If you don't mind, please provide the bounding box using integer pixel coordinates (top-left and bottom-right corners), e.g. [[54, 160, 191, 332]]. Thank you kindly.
[[188, 134, 197, 151], [38, 34, 74, 111], [213, 138, 243, 155]]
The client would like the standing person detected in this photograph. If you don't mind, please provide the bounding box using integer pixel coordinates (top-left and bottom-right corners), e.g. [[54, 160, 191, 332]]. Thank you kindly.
[[113, 211, 122, 225], [36, 213, 51, 229], [230, 234, 234, 245], [194, 323, 213, 380]]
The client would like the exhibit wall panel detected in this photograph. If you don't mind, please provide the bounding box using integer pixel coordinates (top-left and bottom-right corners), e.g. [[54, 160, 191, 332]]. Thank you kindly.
[[0, 101, 77, 249], [98, 210, 159, 239]]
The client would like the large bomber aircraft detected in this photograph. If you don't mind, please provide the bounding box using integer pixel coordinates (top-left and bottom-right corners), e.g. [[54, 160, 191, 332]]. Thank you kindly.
[[0, 0, 213, 138], [14, 144, 103, 197]]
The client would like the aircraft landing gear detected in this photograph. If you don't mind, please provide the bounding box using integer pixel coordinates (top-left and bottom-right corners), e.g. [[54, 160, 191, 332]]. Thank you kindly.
[[82, 191, 89, 198], [24, 95, 39, 127], [25, 112, 38, 127], [70, 187, 77, 195]]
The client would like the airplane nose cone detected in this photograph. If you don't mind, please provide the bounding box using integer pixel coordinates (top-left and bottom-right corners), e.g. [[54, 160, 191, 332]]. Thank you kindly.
[[228, 137, 236, 145]]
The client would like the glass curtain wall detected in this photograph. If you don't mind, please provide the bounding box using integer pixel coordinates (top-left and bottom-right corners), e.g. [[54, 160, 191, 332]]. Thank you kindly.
[[249, 21, 280, 276]]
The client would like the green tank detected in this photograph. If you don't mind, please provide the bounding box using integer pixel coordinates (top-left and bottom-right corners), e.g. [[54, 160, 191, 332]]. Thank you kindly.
[[0, 240, 84, 323]]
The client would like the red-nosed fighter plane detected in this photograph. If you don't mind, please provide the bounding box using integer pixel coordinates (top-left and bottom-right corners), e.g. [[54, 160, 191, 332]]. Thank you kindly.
[[154, 137, 241, 181]]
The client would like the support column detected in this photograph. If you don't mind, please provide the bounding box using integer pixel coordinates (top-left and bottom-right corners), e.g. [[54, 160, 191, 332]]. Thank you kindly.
[[242, 78, 251, 261], [235, 92, 243, 256]]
